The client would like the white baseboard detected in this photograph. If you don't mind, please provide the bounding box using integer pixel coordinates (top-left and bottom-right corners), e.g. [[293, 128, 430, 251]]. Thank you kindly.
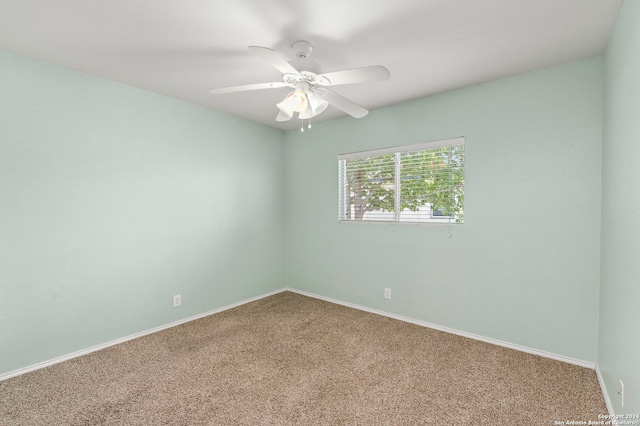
[[0, 288, 287, 382], [286, 287, 597, 370], [596, 365, 614, 416], [1, 286, 597, 382]]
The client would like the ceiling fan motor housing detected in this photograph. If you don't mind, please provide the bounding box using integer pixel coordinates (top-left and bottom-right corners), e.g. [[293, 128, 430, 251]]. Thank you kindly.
[[282, 71, 330, 87]]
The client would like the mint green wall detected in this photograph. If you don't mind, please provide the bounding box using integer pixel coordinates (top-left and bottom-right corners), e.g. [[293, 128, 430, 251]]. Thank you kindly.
[[0, 50, 285, 375], [600, 0, 640, 415], [286, 57, 603, 363]]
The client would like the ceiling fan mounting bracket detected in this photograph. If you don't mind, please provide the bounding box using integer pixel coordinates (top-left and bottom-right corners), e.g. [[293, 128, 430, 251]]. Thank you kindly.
[[291, 40, 313, 59]]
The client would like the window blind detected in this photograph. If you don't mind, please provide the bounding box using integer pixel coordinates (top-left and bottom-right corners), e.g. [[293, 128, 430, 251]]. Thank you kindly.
[[338, 137, 465, 223]]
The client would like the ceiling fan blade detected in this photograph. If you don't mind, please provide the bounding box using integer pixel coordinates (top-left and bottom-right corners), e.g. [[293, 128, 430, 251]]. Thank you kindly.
[[321, 89, 369, 118], [316, 66, 390, 87], [210, 81, 289, 94], [248, 46, 301, 76]]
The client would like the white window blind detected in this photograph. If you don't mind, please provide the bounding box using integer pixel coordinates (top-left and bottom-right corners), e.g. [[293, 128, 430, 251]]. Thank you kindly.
[[338, 137, 465, 223]]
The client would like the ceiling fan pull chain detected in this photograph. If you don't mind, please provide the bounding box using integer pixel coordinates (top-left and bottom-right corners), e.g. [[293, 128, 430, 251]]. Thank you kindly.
[[300, 120, 304, 132], [308, 118, 312, 129]]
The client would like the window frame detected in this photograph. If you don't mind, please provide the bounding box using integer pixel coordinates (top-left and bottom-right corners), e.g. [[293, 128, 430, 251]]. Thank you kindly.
[[338, 137, 465, 225]]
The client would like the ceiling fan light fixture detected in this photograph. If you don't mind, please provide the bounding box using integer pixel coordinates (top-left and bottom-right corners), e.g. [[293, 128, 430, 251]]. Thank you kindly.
[[299, 91, 329, 120], [276, 110, 292, 122], [298, 103, 314, 120], [277, 83, 310, 116], [309, 91, 329, 115], [299, 95, 324, 119], [277, 90, 308, 115], [276, 94, 295, 117]]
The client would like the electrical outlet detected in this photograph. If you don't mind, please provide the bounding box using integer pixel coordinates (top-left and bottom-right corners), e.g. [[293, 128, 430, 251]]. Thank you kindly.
[[618, 379, 624, 407], [173, 294, 181, 308], [384, 288, 391, 299]]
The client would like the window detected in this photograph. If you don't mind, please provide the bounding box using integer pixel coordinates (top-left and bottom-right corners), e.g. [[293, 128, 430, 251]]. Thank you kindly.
[[338, 137, 465, 223]]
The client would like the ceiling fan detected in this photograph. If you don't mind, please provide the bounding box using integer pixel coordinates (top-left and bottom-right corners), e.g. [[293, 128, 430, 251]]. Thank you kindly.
[[210, 41, 390, 124]]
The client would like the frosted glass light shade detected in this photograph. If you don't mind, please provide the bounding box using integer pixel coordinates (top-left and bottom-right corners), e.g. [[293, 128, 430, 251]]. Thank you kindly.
[[277, 88, 308, 116], [299, 91, 329, 119]]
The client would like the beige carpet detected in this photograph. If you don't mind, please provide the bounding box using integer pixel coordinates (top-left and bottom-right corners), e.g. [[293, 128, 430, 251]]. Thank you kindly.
[[0, 291, 606, 425]]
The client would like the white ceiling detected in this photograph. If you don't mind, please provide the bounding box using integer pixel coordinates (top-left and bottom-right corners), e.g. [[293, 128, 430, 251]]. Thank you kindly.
[[0, 0, 621, 130]]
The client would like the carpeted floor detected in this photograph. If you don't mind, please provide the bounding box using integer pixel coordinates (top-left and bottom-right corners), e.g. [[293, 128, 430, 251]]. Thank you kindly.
[[0, 291, 607, 425]]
